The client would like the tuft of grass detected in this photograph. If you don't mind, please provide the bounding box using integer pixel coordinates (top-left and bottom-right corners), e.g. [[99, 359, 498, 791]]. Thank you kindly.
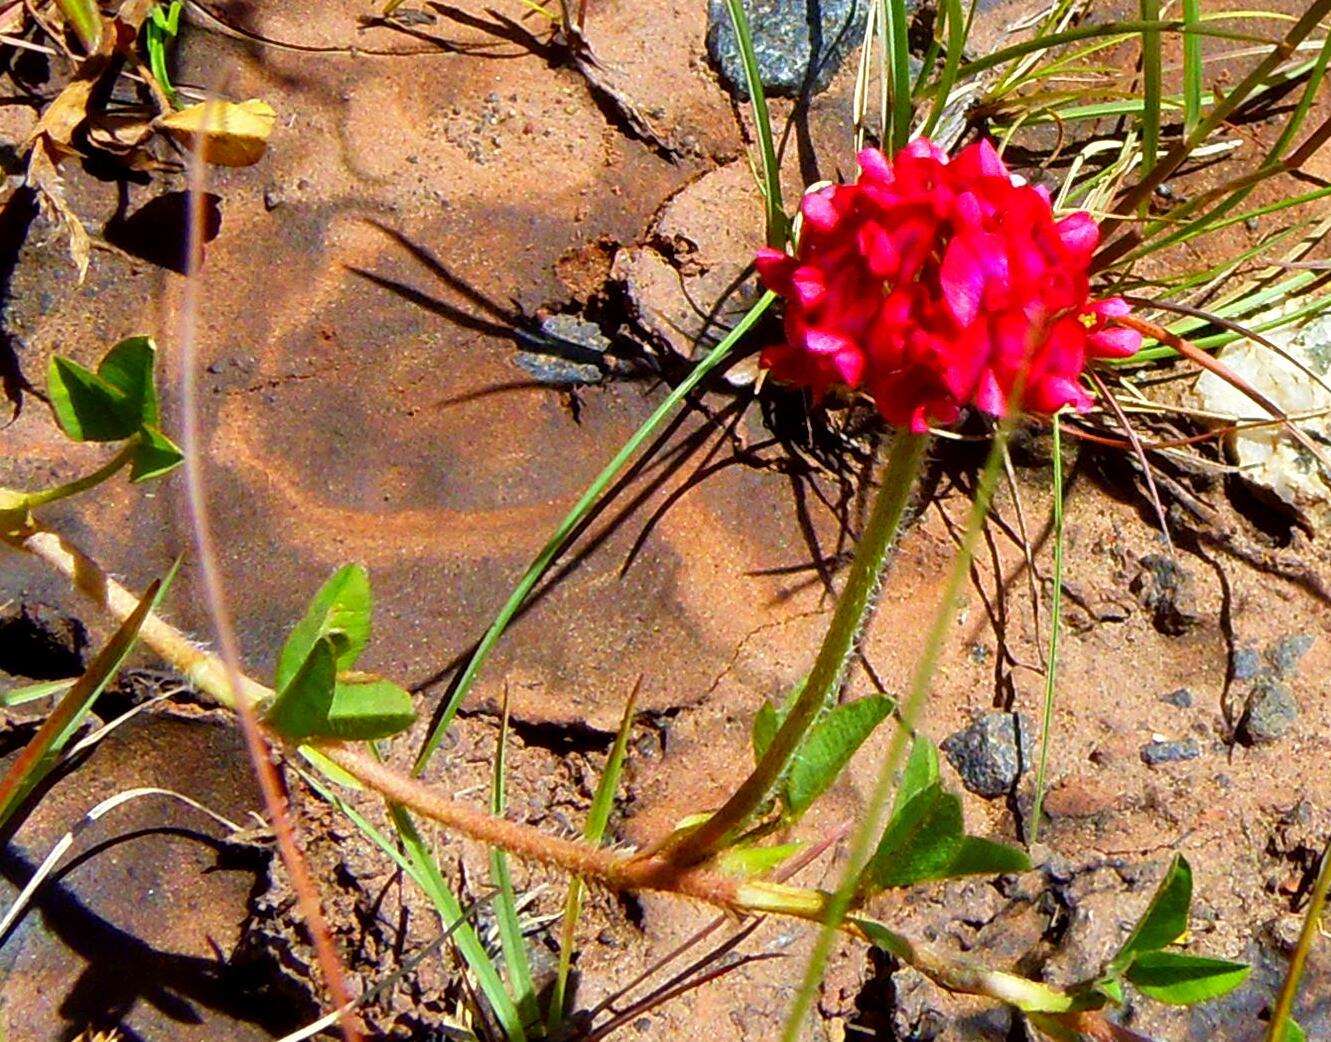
[[546, 683, 638, 1034]]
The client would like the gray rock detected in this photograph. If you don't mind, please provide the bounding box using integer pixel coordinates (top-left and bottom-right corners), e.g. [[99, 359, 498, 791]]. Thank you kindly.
[[941, 712, 1034, 798], [537, 313, 613, 356], [706, 0, 874, 99], [1232, 645, 1262, 681], [1160, 687, 1193, 709], [512, 351, 603, 386], [1240, 677, 1299, 744], [512, 313, 614, 385], [1131, 554, 1203, 635], [1140, 738, 1201, 766], [1268, 633, 1314, 678]]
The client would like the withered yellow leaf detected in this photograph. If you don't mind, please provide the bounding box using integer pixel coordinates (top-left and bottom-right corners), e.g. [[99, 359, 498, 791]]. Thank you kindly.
[[158, 99, 277, 167]]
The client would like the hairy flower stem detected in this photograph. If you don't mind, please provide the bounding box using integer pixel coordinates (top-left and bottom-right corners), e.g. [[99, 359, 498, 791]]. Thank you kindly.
[[4, 520, 1097, 1028], [656, 430, 929, 866], [778, 422, 1015, 1042]]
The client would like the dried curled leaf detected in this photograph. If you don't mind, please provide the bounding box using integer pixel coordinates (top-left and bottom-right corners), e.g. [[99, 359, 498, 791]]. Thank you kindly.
[[158, 99, 277, 167], [27, 140, 91, 282]]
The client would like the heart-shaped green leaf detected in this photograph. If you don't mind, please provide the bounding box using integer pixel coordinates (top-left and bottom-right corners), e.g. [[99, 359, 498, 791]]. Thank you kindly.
[[48, 337, 161, 443], [893, 736, 940, 816], [324, 678, 416, 740], [1108, 854, 1193, 973], [1123, 950, 1250, 1005], [264, 636, 338, 740], [783, 695, 894, 817], [861, 782, 1029, 892], [276, 564, 372, 690], [130, 425, 184, 482]]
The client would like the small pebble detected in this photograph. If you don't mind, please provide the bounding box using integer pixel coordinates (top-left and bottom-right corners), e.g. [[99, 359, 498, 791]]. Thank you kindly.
[[1232, 646, 1262, 681], [942, 712, 1034, 799], [1140, 738, 1201, 765], [1268, 633, 1314, 678], [1240, 677, 1299, 744], [1160, 687, 1193, 709]]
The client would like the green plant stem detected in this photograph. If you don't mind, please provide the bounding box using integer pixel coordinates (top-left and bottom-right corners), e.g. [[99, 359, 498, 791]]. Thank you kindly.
[[1029, 412, 1065, 844], [9, 523, 1097, 1026], [658, 430, 929, 866], [1266, 834, 1331, 1041], [20, 437, 139, 509], [412, 292, 775, 775], [778, 423, 1014, 1042], [725, 0, 786, 246]]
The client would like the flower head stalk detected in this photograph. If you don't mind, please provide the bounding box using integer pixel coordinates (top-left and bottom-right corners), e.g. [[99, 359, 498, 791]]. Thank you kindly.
[[756, 137, 1142, 431]]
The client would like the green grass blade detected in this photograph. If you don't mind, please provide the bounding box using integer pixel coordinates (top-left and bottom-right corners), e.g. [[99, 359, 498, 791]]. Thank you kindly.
[[1029, 412, 1065, 844], [0, 563, 176, 825], [724, 0, 787, 247], [884, 0, 913, 150], [490, 695, 539, 1030], [1140, 0, 1162, 182], [1182, 0, 1203, 135], [546, 685, 638, 1033], [921, 0, 965, 138], [390, 804, 527, 1042], [412, 292, 776, 775]]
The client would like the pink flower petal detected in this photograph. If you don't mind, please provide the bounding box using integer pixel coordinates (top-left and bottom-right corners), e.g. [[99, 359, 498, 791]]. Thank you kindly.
[[1091, 296, 1131, 319], [1055, 211, 1100, 258], [832, 347, 866, 386], [857, 221, 900, 278], [755, 246, 795, 291], [940, 236, 985, 327], [1087, 325, 1142, 358], [791, 265, 827, 308], [857, 147, 894, 185], [974, 367, 1007, 417], [803, 328, 853, 356], [801, 187, 840, 232]]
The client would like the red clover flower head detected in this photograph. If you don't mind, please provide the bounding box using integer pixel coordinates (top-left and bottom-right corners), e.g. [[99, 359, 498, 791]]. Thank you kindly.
[[755, 137, 1142, 432]]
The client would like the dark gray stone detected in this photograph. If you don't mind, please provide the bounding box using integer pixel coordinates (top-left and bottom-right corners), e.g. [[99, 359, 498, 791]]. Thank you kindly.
[[706, 0, 874, 99], [1131, 554, 1203, 635], [1140, 738, 1201, 766], [1160, 687, 1193, 709], [1232, 645, 1262, 681], [538, 313, 613, 356], [1240, 677, 1299, 744], [941, 712, 1034, 798], [1268, 633, 1314, 678], [512, 351, 603, 386]]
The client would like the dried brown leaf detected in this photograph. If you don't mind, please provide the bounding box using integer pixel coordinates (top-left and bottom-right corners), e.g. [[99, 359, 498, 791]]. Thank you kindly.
[[157, 99, 277, 167], [27, 138, 91, 281]]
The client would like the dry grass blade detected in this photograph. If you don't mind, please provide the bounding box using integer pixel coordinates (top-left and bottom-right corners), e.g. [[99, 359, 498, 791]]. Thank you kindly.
[[175, 98, 361, 1041], [1115, 314, 1331, 481]]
